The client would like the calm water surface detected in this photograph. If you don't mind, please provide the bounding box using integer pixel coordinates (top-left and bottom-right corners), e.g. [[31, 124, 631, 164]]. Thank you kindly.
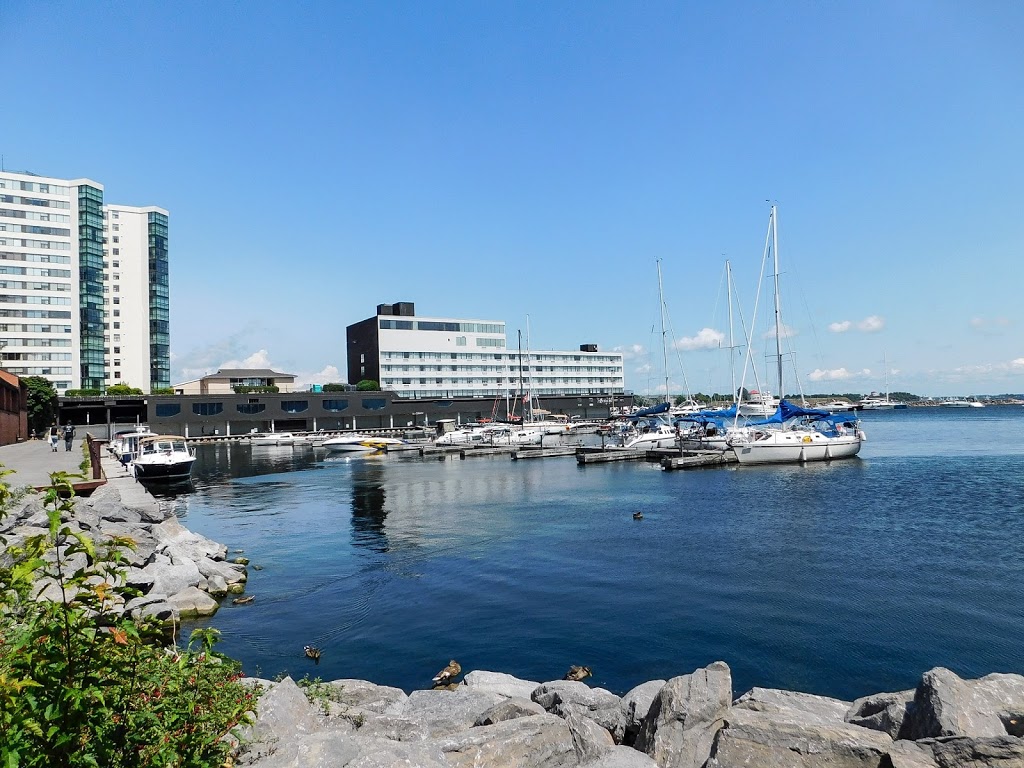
[[163, 407, 1024, 699]]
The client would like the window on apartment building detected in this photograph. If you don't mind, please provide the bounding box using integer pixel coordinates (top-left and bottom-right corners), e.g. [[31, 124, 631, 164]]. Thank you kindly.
[[113, 322, 120, 329], [113, 346, 120, 354], [113, 273, 119, 280], [114, 359, 120, 367], [112, 212, 119, 219], [113, 310, 120, 317], [112, 236, 119, 243], [113, 286, 119, 292], [113, 297, 119, 304], [114, 371, 121, 379], [112, 261, 119, 267], [113, 224, 119, 231], [112, 249, 119, 255]]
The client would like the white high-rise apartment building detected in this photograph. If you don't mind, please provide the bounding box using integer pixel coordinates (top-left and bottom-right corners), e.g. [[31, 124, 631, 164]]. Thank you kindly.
[[103, 205, 170, 391], [0, 169, 169, 393]]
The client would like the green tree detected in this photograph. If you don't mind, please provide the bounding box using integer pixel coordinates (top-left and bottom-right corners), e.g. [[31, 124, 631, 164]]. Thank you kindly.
[[322, 382, 349, 392], [356, 379, 380, 391], [151, 387, 174, 395], [24, 376, 57, 436], [105, 383, 144, 396]]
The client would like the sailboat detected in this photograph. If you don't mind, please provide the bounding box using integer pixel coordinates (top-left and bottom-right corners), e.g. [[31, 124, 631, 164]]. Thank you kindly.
[[727, 205, 865, 465], [859, 355, 907, 410]]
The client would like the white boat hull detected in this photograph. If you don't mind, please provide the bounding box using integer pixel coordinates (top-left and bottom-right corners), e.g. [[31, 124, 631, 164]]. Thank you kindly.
[[730, 430, 863, 465]]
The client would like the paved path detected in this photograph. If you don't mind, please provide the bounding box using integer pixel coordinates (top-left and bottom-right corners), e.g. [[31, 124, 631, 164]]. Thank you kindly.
[[0, 436, 90, 489]]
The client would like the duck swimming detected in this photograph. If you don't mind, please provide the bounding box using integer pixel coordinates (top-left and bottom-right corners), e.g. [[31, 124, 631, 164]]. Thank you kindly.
[[564, 665, 592, 681], [232, 595, 255, 605], [304, 645, 322, 664], [632, 511, 644, 520]]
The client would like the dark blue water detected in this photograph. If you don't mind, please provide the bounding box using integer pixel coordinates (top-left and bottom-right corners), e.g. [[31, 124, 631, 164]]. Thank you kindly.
[[168, 406, 1024, 700]]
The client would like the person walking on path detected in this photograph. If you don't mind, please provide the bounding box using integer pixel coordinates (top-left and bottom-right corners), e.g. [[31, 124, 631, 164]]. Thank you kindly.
[[48, 424, 59, 452], [64, 424, 75, 452]]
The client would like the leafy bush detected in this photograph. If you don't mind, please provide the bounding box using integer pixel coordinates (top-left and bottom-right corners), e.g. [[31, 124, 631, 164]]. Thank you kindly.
[[321, 383, 350, 392], [151, 387, 175, 395], [231, 386, 279, 394], [0, 471, 258, 767], [105, 384, 145, 396], [355, 380, 380, 391]]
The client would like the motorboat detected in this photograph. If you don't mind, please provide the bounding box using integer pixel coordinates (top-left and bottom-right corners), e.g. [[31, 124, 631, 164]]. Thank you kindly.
[[131, 435, 196, 481], [435, 424, 544, 446], [323, 434, 407, 453], [816, 399, 859, 412], [859, 395, 906, 410], [736, 390, 779, 417], [940, 397, 985, 408], [250, 432, 295, 446], [110, 425, 155, 466]]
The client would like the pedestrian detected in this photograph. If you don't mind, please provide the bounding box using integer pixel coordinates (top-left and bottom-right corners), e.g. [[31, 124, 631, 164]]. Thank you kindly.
[[48, 424, 59, 452], [64, 424, 75, 452]]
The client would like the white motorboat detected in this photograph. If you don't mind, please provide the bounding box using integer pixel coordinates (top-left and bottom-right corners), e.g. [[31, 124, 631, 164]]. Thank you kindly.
[[736, 390, 779, 417], [859, 395, 906, 410], [940, 397, 985, 408], [131, 435, 196, 481], [727, 206, 864, 465], [110, 425, 155, 465], [323, 434, 407, 453], [435, 424, 544, 446], [250, 432, 295, 446], [817, 399, 859, 412]]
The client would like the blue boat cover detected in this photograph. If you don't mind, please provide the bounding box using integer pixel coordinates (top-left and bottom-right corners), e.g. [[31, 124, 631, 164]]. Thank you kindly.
[[748, 399, 832, 425], [631, 402, 670, 418]]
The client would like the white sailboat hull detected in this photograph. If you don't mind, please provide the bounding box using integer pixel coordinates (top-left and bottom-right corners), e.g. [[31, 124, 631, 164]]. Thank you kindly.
[[730, 430, 863, 465]]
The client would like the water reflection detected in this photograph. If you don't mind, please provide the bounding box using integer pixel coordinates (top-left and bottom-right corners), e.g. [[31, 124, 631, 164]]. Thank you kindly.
[[350, 461, 389, 552]]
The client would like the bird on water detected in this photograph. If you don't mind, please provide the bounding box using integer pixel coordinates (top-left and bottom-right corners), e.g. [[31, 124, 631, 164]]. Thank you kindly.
[[304, 645, 322, 664], [632, 511, 644, 520], [432, 660, 462, 686], [232, 595, 255, 605], [564, 665, 592, 681]]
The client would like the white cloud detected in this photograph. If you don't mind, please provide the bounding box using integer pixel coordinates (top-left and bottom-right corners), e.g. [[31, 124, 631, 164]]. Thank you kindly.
[[294, 365, 343, 390], [806, 367, 872, 382], [970, 317, 985, 329], [220, 349, 274, 370], [634, 363, 653, 375], [828, 321, 852, 333], [1013, 359, 1024, 370], [857, 315, 885, 332], [673, 328, 725, 351], [612, 344, 646, 360], [762, 323, 798, 340]]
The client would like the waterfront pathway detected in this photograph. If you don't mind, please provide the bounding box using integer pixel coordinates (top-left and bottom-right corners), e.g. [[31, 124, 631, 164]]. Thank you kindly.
[[0, 436, 88, 489]]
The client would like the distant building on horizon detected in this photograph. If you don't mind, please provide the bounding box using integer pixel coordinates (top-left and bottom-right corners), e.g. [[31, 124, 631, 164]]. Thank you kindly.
[[346, 301, 625, 399], [0, 169, 169, 393]]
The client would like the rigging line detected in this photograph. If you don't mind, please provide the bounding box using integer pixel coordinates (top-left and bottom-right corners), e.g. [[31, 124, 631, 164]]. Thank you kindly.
[[662, 302, 694, 402], [734, 211, 773, 424]]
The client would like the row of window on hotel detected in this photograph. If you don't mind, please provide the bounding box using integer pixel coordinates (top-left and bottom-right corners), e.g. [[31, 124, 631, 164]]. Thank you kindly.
[[162, 399, 385, 417], [0, 180, 72, 195]]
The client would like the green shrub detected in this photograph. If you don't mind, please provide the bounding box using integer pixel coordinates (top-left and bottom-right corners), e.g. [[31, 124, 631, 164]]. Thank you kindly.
[[0, 470, 258, 767]]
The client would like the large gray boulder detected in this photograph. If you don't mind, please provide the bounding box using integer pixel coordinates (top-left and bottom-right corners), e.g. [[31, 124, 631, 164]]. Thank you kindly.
[[533, 680, 624, 736], [437, 712, 577, 768], [146, 558, 203, 596], [326, 710, 427, 742], [886, 740, 940, 768], [585, 747, 661, 767], [397, 688, 506, 738], [634, 662, 731, 768], [846, 689, 915, 739], [900, 667, 1024, 740], [924, 735, 1024, 767], [707, 687, 894, 768], [321, 679, 408, 715], [474, 697, 546, 726], [463, 670, 541, 700], [620, 680, 665, 746], [564, 707, 616, 764], [242, 676, 322, 762], [166, 585, 219, 617], [249, 732, 451, 768]]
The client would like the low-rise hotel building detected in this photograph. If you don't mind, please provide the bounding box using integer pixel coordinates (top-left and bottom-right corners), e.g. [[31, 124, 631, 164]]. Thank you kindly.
[[347, 302, 624, 400]]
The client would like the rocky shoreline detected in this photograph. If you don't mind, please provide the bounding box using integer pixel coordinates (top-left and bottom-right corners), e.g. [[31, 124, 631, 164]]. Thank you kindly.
[[232, 662, 1024, 767], [0, 481, 247, 623]]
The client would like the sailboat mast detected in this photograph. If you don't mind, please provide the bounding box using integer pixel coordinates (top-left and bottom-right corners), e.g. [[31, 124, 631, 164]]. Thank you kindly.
[[726, 259, 736, 404], [526, 315, 534, 422], [771, 205, 784, 399], [657, 258, 670, 404], [517, 330, 524, 420]]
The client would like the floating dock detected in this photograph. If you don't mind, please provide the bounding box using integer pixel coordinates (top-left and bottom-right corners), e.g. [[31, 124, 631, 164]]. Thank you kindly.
[[661, 450, 737, 470], [511, 446, 579, 460]]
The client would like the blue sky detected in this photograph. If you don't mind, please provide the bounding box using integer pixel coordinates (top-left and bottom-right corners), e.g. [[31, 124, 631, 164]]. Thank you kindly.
[[3, 1, 1022, 397]]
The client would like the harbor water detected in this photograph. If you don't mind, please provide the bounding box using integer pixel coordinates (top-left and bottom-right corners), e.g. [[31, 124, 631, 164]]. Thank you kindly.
[[166, 406, 1024, 699]]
